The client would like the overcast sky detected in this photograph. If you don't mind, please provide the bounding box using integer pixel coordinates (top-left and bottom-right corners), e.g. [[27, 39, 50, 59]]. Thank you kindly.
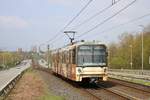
[[0, 0, 150, 51]]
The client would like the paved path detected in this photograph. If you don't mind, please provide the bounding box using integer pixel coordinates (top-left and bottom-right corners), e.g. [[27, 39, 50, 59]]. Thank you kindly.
[[0, 60, 31, 91]]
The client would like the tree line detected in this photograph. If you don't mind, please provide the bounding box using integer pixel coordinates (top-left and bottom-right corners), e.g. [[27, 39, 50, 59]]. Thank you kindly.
[[0, 51, 31, 69], [109, 25, 150, 70]]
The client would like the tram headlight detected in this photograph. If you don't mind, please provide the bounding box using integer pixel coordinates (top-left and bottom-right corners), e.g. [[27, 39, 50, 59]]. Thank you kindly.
[[104, 67, 107, 73], [78, 68, 82, 73], [104, 68, 106, 72]]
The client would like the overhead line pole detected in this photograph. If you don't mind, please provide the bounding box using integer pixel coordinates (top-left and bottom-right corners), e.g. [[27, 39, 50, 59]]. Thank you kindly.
[[139, 25, 144, 75], [47, 44, 50, 68], [130, 44, 133, 69]]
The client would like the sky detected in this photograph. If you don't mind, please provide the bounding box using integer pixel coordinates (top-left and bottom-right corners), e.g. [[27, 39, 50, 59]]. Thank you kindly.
[[0, 0, 150, 51]]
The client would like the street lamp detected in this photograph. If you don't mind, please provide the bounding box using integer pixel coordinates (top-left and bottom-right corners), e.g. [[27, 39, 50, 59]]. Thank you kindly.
[[149, 56, 150, 65], [2, 54, 5, 67], [47, 44, 50, 68], [139, 25, 144, 75], [129, 44, 133, 69]]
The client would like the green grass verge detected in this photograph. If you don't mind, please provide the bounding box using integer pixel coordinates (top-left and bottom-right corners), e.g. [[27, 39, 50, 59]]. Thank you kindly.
[[128, 78, 150, 86], [39, 93, 65, 100], [39, 80, 65, 100], [34, 69, 65, 100], [110, 76, 150, 86], [23, 68, 65, 100]]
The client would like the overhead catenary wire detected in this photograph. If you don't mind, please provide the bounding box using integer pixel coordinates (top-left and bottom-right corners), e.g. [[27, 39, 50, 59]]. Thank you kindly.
[[80, 12, 150, 39], [77, 0, 137, 39], [71, 0, 123, 30], [40, 0, 138, 49], [63, 0, 93, 32], [47, 0, 137, 46], [101, 13, 150, 33], [46, 0, 123, 46], [46, 0, 93, 44]]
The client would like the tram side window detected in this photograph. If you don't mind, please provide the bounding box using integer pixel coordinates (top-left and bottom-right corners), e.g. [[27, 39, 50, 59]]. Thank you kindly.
[[69, 50, 71, 64], [60, 53, 62, 63], [72, 49, 76, 64], [62, 52, 65, 63], [57, 52, 59, 63], [67, 51, 69, 63], [61, 53, 63, 63], [64, 51, 67, 63], [69, 50, 73, 64], [64, 52, 66, 63]]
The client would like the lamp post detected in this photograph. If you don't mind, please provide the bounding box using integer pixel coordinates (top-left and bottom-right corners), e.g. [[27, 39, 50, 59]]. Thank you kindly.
[[149, 56, 150, 65], [139, 25, 144, 75], [47, 44, 50, 68], [2, 54, 5, 67], [108, 50, 111, 69], [129, 44, 133, 69]]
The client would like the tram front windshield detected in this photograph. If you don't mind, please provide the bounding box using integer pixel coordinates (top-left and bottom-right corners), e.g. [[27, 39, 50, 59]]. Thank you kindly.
[[77, 45, 107, 66]]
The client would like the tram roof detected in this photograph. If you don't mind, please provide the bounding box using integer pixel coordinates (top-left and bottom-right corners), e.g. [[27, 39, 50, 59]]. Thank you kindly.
[[58, 41, 106, 52]]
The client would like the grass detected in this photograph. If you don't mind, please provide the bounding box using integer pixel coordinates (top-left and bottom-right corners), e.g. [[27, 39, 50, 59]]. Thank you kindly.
[[6, 68, 65, 100], [128, 78, 150, 86], [39, 93, 65, 100], [38, 69, 65, 100], [110, 75, 150, 86], [31, 68, 65, 100]]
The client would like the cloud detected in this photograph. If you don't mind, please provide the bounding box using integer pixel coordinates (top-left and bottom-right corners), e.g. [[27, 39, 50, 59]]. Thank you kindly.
[[0, 16, 29, 30]]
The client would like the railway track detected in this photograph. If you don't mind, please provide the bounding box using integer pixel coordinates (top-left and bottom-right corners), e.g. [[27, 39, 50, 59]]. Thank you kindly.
[[98, 85, 140, 100], [83, 86, 129, 100], [81, 81, 150, 100], [109, 78, 150, 93], [79, 82, 129, 100], [97, 80, 150, 100], [37, 67, 150, 100]]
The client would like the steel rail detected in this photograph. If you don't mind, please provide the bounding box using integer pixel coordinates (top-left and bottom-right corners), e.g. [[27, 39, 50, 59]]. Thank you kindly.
[[109, 78, 150, 93]]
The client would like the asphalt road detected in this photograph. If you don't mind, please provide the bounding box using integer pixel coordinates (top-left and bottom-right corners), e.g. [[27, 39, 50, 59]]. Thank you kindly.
[[0, 60, 31, 91]]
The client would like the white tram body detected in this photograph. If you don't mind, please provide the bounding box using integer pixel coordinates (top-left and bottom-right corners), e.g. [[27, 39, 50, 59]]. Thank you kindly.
[[51, 41, 108, 82]]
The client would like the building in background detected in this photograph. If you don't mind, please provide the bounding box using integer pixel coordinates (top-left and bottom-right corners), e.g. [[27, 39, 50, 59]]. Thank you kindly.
[[17, 48, 23, 53]]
